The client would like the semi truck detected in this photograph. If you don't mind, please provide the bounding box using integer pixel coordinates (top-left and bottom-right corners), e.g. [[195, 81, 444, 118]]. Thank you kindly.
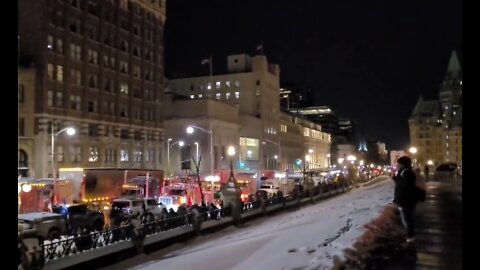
[[58, 168, 164, 204]]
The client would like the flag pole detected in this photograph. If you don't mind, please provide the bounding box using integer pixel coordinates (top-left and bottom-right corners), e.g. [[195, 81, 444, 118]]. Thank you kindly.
[[209, 55, 213, 77]]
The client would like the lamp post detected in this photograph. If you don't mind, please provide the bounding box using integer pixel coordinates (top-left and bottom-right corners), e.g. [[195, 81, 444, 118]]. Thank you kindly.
[[51, 125, 75, 204], [167, 139, 184, 176], [186, 125, 213, 176], [227, 146, 236, 180], [194, 142, 199, 162], [409, 147, 418, 167], [262, 139, 281, 170], [327, 154, 331, 168]]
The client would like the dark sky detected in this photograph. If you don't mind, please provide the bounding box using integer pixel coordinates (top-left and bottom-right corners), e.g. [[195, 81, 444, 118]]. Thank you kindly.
[[164, 0, 462, 150]]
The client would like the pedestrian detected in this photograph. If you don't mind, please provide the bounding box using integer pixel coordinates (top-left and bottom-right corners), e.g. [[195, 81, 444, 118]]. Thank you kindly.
[[424, 164, 430, 181], [393, 156, 418, 246]]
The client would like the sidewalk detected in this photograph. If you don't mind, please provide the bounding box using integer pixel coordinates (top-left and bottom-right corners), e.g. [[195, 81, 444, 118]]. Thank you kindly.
[[414, 181, 462, 269], [335, 180, 462, 269]]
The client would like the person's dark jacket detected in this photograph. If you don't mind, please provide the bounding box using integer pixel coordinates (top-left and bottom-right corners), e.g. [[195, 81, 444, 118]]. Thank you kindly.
[[393, 167, 417, 208]]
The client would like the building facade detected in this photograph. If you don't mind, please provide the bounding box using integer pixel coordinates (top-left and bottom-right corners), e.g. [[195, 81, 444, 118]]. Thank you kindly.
[[19, 67, 37, 177], [409, 51, 462, 167], [19, 0, 167, 177], [166, 54, 331, 177]]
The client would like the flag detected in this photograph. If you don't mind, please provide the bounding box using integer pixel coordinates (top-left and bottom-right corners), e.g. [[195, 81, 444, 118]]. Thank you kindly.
[[256, 43, 264, 54], [201, 58, 210, 65]]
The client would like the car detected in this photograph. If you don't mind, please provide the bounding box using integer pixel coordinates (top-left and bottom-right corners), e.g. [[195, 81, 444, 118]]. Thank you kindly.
[[18, 212, 67, 240], [434, 162, 458, 181], [111, 197, 164, 220], [53, 203, 105, 232]]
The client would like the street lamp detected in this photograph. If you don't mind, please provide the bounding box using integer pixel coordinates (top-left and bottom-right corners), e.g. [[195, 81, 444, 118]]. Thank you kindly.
[[186, 125, 213, 176], [409, 147, 418, 167], [194, 142, 199, 161], [263, 139, 282, 170], [227, 146, 236, 180], [51, 126, 76, 204], [427, 160, 433, 166], [167, 139, 184, 176]]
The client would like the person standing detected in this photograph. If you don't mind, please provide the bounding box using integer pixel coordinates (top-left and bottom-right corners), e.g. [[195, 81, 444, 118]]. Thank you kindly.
[[424, 164, 430, 181], [393, 156, 418, 245]]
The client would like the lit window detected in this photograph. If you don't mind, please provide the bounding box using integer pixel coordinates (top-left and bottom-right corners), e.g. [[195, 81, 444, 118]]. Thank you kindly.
[[190, 95, 195, 99], [216, 82, 221, 89], [88, 50, 98, 64], [226, 92, 231, 99], [134, 150, 142, 163], [89, 147, 99, 162], [234, 81, 240, 87], [56, 39, 63, 54], [216, 93, 221, 100], [70, 146, 82, 163], [47, 64, 54, 80], [57, 65, 64, 82], [120, 149, 129, 162], [235, 91, 240, 99], [226, 81, 231, 88], [47, 91, 53, 107], [207, 83, 212, 90], [120, 83, 129, 94], [198, 94, 203, 98]]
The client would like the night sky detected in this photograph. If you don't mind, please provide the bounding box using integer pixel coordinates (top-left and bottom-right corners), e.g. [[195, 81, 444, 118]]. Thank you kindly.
[[164, 0, 462, 150]]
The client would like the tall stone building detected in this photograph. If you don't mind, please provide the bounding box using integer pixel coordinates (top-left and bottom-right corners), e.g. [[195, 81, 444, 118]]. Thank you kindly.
[[409, 51, 462, 167], [166, 54, 331, 177], [19, 0, 166, 177]]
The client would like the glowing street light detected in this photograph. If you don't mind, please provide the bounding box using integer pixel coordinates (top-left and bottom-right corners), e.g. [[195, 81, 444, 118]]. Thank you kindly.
[[409, 147, 418, 166], [51, 126, 76, 204], [186, 125, 214, 175], [427, 160, 433, 166], [167, 139, 184, 176]]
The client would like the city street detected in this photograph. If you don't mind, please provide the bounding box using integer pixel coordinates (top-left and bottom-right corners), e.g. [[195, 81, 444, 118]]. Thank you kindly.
[[101, 177, 393, 270]]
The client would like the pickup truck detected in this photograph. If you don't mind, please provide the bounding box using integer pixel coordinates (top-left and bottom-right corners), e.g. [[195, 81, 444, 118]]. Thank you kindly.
[[18, 212, 68, 240], [257, 185, 280, 197], [53, 204, 105, 232]]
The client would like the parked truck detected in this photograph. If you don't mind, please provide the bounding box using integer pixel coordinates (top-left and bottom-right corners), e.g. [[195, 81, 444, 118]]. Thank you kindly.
[[58, 168, 164, 204]]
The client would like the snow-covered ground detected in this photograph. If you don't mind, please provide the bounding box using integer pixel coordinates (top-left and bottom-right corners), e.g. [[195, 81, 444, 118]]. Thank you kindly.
[[101, 178, 394, 270]]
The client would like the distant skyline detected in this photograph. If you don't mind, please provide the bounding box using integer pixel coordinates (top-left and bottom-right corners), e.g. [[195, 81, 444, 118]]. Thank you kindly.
[[164, 0, 462, 150]]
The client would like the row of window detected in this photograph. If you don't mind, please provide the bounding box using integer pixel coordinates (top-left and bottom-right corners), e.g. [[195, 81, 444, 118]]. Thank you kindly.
[[185, 80, 242, 92], [46, 91, 155, 120], [189, 92, 241, 100], [47, 38, 156, 75], [66, 0, 162, 22], [47, 63, 156, 95], [51, 4, 158, 43], [52, 145, 160, 164]]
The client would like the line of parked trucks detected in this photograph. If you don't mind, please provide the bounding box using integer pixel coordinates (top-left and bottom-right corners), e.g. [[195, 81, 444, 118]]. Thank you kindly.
[[18, 167, 352, 241]]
